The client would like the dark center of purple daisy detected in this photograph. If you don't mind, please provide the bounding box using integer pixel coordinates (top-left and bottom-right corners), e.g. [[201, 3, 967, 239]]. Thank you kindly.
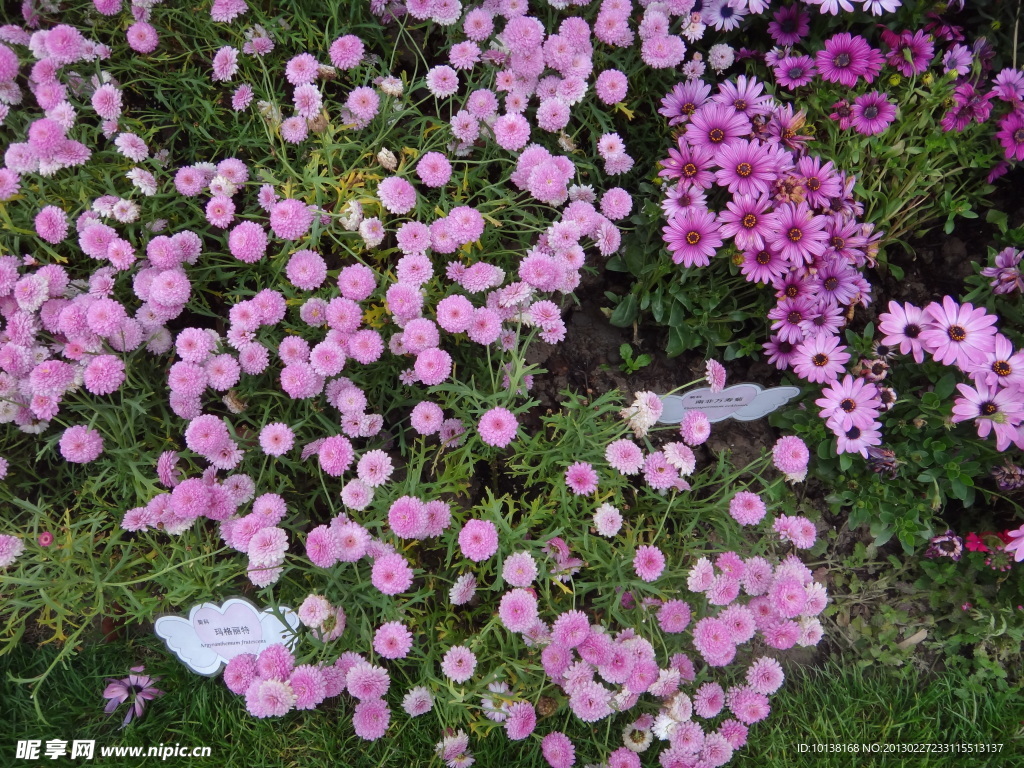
[[788, 66, 805, 79], [686, 231, 701, 245], [831, 236, 845, 249], [904, 324, 921, 338], [807, 177, 821, 191], [871, 362, 886, 375], [981, 402, 998, 416], [682, 102, 696, 114], [733, 98, 747, 110], [683, 162, 698, 177], [824, 277, 839, 291], [755, 250, 771, 264], [993, 360, 1011, 376], [840, 398, 856, 412], [709, 127, 726, 142], [863, 105, 880, 120], [779, 340, 794, 353], [845, 426, 862, 439], [785, 285, 799, 298], [787, 310, 802, 324], [737, 162, 753, 177], [812, 353, 828, 367], [787, 227, 803, 242], [721, 5, 735, 18], [742, 213, 758, 228], [947, 324, 967, 342], [813, 315, 827, 327], [833, 53, 851, 68], [1014, 128, 1024, 143]]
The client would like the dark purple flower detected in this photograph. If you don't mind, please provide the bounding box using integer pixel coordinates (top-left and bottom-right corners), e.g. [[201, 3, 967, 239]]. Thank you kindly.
[[817, 33, 878, 87], [886, 30, 935, 77], [774, 56, 817, 89], [767, 5, 810, 46], [850, 92, 896, 136], [925, 531, 963, 561]]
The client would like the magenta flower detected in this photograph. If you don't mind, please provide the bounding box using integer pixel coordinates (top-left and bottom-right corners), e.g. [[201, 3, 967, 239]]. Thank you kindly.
[[459, 518, 499, 562], [714, 140, 782, 198], [920, 296, 997, 369], [885, 30, 934, 77], [766, 202, 829, 264], [774, 55, 817, 88], [850, 91, 896, 136], [719, 193, 777, 252], [685, 103, 751, 151], [663, 208, 721, 268], [102, 666, 164, 728], [816, 33, 878, 87], [768, 5, 810, 46], [996, 111, 1024, 162], [659, 141, 717, 189]]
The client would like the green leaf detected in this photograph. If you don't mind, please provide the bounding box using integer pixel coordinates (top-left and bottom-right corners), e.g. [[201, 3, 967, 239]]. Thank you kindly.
[[609, 294, 638, 327]]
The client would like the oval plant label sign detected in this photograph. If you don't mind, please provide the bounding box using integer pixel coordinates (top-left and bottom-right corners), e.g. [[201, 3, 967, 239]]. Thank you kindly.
[[658, 384, 801, 424], [154, 597, 299, 676]]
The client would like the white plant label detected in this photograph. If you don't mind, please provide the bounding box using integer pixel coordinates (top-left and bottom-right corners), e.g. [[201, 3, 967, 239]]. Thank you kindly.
[[154, 597, 299, 676], [658, 383, 801, 424]]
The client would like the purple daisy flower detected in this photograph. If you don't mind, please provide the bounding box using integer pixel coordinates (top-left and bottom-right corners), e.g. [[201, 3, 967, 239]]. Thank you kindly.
[[886, 30, 934, 77], [791, 335, 850, 384], [795, 157, 842, 209], [816, 374, 881, 433], [663, 208, 722, 268], [951, 381, 1024, 451], [768, 295, 816, 344], [767, 4, 810, 46], [740, 245, 789, 284], [685, 103, 752, 152], [850, 91, 896, 136], [774, 56, 817, 89], [816, 33, 877, 87], [714, 141, 782, 198], [719, 194, 778, 252], [812, 258, 861, 306], [103, 666, 164, 728], [767, 202, 829, 265], [971, 335, 1024, 391], [711, 75, 775, 117], [659, 141, 717, 189], [995, 111, 1024, 162], [920, 296, 998, 369], [659, 80, 712, 126], [878, 301, 928, 363], [822, 216, 868, 265]]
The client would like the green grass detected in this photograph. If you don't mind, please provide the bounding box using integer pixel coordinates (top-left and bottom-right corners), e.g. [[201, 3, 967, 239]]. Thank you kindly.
[[2, 638, 1021, 768]]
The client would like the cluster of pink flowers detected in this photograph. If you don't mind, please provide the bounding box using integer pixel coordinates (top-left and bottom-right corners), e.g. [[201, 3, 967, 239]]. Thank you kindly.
[[862, 296, 1024, 454], [688, 551, 826, 663]]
